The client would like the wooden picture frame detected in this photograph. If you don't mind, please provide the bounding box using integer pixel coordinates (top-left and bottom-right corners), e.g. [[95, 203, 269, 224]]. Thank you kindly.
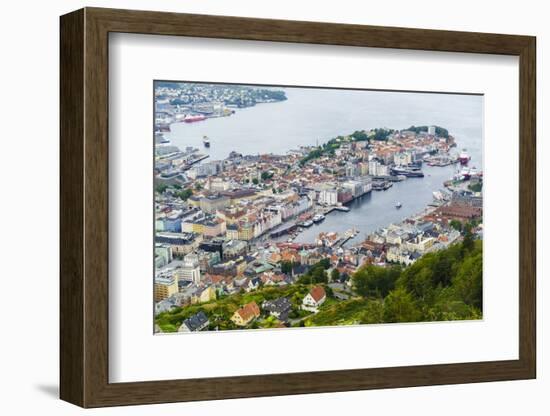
[[60, 7, 536, 408]]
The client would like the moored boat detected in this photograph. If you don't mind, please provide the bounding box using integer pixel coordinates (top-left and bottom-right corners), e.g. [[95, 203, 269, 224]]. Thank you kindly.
[[184, 114, 206, 123], [312, 214, 325, 223], [458, 149, 471, 165]]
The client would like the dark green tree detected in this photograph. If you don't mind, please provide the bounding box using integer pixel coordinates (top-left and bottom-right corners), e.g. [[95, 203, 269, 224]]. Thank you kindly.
[[452, 250, 483, 309], [449, 219, 463, 232], [280, 260, 293, 274], [155, 183, 169, 194], [383, 288, 421, 323]]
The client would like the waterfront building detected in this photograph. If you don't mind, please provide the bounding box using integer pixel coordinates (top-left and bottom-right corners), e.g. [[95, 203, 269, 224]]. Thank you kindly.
[[451, 192, 483, 208], [342, 178, 372, 197], [428, 125, 436, 135], [368, 160, 380, 176], [154, 272, 178, 302], [337, 189, 353, 204], [319, 188, 338, 206], [437, 204, 483, 221]]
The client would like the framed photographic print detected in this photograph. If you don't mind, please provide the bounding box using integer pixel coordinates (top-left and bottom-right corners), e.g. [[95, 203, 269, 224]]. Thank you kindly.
[[60, 7, 536, 408]]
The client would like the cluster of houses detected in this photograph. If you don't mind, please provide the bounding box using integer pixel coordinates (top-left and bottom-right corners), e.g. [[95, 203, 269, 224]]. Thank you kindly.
[[154, 235, 364, 316], [175, 285, 327, 332], [365, 194, 482, 266]]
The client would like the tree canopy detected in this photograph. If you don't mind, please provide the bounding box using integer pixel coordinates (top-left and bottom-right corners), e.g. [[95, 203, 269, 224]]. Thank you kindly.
[[352, 239, 482, 323]]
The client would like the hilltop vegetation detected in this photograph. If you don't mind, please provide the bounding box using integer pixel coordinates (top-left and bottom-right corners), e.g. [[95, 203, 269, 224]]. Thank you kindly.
[[156, 239, 482, 332], [406, 125, 449, 138], [306, 239, 482, 326], [299, 130, 373, 166], [156, 284, 315, 332]]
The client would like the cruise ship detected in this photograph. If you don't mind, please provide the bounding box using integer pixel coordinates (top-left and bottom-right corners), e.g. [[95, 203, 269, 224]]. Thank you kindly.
[[458, 149, 471, 165], [183, 114, 206, 123]]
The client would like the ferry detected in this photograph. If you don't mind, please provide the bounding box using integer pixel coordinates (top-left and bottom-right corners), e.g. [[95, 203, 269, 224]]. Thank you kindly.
[[395, 202, 402, 209], [312, 214, 325, 224], [458, 149, 471, 165], [202, 135, 211, 147], [390, 166, 424, 178]]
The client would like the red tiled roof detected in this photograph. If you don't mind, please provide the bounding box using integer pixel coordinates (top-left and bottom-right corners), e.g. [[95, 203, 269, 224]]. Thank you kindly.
[[309, 286, 326, 303], [236, 301, 260, 321]]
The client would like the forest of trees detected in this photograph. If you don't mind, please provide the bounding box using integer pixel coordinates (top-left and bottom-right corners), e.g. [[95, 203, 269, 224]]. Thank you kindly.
[[352, 239, 482, 323]]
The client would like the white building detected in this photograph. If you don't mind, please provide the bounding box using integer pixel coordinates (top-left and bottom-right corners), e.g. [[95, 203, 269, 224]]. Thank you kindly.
[[343, 178, 372, 197], [302, 286, 327, 312], [368, 160, 381, 176], [319, 188, 338, 206], [377, 164, 390, 176], [428, 125, 436, 135], [179, 253, 201, 284]]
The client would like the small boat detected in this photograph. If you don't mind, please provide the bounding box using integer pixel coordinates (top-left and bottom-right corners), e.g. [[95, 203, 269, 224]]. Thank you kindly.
[[335, 206, 350, 212], [202, 135, 210, 147], [312, 214, 325, 223], [395, 202, 402, 209], [302, 220, 314, 227]]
